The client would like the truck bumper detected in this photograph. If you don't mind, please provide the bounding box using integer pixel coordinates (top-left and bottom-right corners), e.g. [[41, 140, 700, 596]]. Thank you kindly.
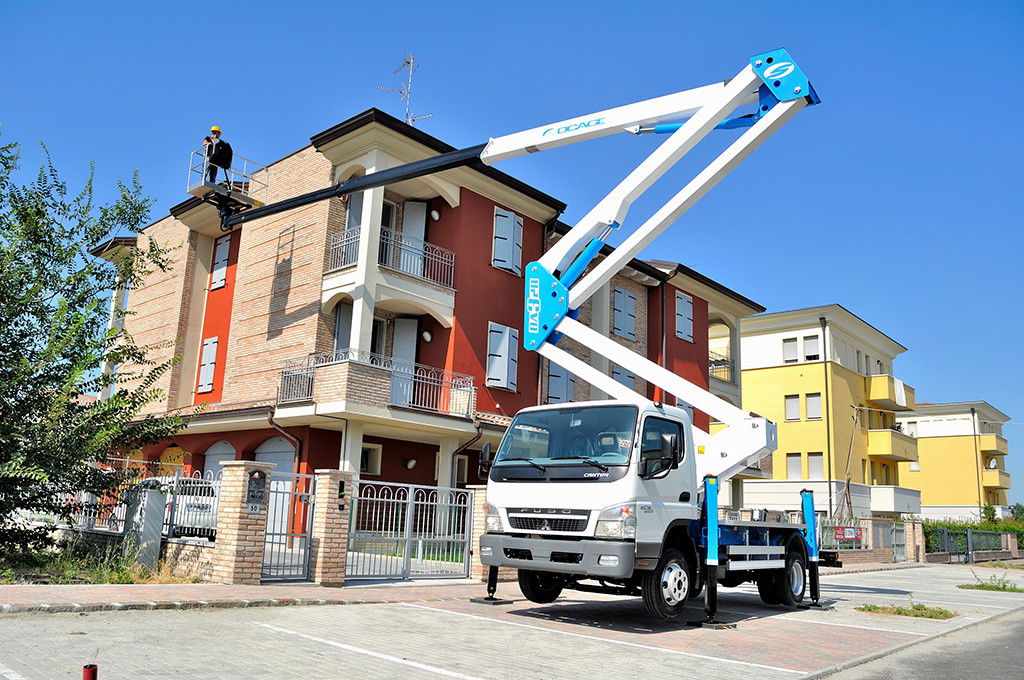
[[479, 533, 635, 579]]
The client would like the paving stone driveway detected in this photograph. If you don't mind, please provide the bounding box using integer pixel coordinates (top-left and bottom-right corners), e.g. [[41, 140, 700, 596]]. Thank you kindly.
[[0, 564, 1022, 679]]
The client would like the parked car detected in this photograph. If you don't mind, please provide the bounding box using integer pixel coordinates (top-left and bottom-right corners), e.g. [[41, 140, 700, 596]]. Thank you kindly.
[[134, 476, 219, 542]]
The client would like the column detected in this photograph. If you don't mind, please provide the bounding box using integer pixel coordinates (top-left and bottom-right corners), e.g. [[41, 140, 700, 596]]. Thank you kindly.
[[209, 460, 275, 585], [436, 438, 458, 488], [310, 469, 353, 586], [339, 420, 364, 479], [349, 150, 388, 356], [588, 282, 611, 400]]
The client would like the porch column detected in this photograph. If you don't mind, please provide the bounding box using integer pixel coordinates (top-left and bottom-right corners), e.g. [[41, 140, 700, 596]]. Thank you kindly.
[[340, 421, 364, 479], [436, 437, 458, 488], [310, 469, 353, 586], [209, 460, 275, 585], [588, 282, 611, 399], [349, 149, 389, 355]]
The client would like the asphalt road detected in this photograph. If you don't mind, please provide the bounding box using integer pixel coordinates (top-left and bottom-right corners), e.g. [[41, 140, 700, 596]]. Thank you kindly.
[[827, 607, 1024, 680]]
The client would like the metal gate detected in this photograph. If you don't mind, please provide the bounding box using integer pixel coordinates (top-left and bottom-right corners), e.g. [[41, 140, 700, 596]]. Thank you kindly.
[[892, 521, 907, 562], [346, 481, 473, 580], [262, 472, 316, 582]]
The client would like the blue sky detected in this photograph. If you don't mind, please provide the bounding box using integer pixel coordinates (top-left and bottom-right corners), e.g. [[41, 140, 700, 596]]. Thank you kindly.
[[3, 1, 1021, 503]]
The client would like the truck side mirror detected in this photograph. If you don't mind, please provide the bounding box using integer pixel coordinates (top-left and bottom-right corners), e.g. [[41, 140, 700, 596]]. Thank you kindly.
[[478, 442, 494, 475], [661, 433, 680, 469]]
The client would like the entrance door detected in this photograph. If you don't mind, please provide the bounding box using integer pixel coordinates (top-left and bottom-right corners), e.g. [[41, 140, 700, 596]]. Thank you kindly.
[[202, 440, 235, 479], [401, 200, 428, 278], [391, 318, 418, 408]]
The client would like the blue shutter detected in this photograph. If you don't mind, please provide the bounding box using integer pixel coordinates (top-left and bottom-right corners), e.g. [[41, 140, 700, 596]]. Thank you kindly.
[[675, 292, 693, 342], [491, 208, 515, 271], [613, 287, 636, 340], [486, 322, 505, 388], [612, 366, 636, 390], [507, 327, 519, 391], [547, 361, 575, 404], [512, 214, 523, 275], [197, 337, 218, 393]]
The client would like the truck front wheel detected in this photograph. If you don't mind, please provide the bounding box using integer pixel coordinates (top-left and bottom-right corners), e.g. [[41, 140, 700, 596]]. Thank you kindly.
[[642, 548, 690, 621], [518, 570, 563, 604]]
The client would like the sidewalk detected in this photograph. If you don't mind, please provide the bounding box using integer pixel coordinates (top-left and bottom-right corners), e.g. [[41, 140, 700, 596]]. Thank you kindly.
[[0, 579, 509, 615]]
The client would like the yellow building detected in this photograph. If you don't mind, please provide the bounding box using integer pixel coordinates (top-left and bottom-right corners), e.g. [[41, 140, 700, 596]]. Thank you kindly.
[[734, 305, 921, 518], [897, 402, 1012, 520]]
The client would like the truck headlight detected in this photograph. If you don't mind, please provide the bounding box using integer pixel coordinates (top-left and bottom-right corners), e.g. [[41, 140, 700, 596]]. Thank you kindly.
[[484, 503, 502, 532], [594, 503, 636, 539]]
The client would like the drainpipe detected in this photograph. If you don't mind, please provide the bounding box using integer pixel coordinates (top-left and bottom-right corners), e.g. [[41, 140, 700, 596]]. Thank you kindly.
[[971, 406, 984, 518], [453, 421, 484, 484], [267, 411, 302, 477], [820, 316, 834, 516]]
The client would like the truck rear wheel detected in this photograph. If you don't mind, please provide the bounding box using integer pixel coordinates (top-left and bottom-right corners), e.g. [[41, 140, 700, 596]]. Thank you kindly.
[[777, 549, 806, 607], [642, 548, 690, 621], [757, 575, 782, 605], [517, 570, 563, 604]]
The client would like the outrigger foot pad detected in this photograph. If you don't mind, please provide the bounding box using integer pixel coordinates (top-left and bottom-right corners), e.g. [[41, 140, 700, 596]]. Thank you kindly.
[[470, 596, 514, 605], [687, 620, 736, 630]]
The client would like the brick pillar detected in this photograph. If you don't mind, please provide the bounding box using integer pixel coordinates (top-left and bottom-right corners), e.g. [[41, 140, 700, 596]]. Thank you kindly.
[[310, 469, 353, 586], [210, 460, 274, 585]]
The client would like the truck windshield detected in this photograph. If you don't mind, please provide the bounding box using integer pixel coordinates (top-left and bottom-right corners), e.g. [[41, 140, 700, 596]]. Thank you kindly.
[[493, 405, 637, 468]]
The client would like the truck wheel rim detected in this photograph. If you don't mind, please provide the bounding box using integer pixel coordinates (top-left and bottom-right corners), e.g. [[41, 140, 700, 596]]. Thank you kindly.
[[661, 562, 688, 606], [790, 561, 804, 596]]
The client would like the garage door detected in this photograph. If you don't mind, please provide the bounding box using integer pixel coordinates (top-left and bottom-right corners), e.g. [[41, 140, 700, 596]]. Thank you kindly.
[[203, 440, 236, 478]]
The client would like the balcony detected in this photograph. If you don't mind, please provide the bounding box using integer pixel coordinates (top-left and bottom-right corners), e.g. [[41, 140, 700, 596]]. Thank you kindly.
[[326, 228, 455, 289], [980, 434, 1009, 456], [867, 428, 918, 463], [866, 374, 915, 411], [278, 349, 476, 419], [869, 485, 922, 514], [708, 351, 736, 385], [982, 469, 1011, 490]]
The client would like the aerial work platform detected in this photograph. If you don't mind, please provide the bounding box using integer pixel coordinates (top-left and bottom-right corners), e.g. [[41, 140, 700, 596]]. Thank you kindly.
[[186, 148, 269, 226]]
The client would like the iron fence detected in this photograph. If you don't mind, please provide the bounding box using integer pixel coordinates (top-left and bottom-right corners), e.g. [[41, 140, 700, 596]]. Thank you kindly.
[[818, 517, 870, 550], [327, 228, 361, 272], [378, 229, 456, 288], [186, 148, 268, 204], [708, 350, 735, 384]]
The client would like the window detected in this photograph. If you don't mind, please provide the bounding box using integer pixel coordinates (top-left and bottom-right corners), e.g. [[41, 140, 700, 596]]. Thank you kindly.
[[491, 207, 523, 275], [197, 336, 218, 393], [360, 444, 382, 476], [909, 461, 921, 472], [346, 191, 363, 230], [803, 335, 820, 361], [806, 393, 822, 420], [455, 455, 469, 484], [486, 322, 519, 391], [612, 287, 637, 340], [640, 417, 684, 477], [808, 452, 824, 480], [786, 453, 802, 480], [377, 200, 397, 264], [785, 394, 800, 421], [856, 350, 862, 374], [612, 366, 637, 390], [864, 354, 871, 375], [210, 233, 231, 290], [675, 292, 693, 342], [334, 303, 352, 352], [783, 337, 798, 363], [546, 361, 576, 404]]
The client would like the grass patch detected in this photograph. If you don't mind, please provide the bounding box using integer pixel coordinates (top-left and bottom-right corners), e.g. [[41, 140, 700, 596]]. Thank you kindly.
[[855, 603, 958, 619], [985, 561, 1024, 571], [0, 545, 199, 585], [957, 572, 1024, 593]]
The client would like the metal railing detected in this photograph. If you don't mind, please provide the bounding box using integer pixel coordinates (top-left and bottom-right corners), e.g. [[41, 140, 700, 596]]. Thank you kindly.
[[708, 350, 735, 384], [818, 517, 870, 550], [164, 470, 222, 541], [186, 148, 269, 204], [278, 348, 476, 418], [324, 228, 456, 290], [327, 227, 361, 272]]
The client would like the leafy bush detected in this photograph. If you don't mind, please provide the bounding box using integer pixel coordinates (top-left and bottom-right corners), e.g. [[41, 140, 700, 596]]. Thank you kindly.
[[923, 518, 1024, 549], [0, 543, 198, 585]]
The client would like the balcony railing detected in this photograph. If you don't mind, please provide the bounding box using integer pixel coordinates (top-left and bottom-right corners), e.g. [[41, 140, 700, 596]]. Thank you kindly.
[[708, 350, 735, 384], [278, 348, 476, 418], [325, 228, 456, 289]]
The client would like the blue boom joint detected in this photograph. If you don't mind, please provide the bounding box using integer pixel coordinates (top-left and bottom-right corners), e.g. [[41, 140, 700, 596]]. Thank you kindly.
[[750, 48, 820, 106], [523, 263, 568, 350]]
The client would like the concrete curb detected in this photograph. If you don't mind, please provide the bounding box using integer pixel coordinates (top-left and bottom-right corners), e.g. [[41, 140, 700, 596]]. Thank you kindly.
[[0, 594, 483, 616], [803, 603, 1024, 679], [820, 563, 928, 576]]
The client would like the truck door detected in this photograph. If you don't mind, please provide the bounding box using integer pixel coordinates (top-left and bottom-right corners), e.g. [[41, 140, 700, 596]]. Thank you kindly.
[[635, 416, 698, 548]]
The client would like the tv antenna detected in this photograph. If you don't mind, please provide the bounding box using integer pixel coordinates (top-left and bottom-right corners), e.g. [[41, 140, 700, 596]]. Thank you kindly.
[[376, 52, 433, 125]]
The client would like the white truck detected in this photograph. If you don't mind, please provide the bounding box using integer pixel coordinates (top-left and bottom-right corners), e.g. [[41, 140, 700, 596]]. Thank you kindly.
[[210, 48, 837, 622]]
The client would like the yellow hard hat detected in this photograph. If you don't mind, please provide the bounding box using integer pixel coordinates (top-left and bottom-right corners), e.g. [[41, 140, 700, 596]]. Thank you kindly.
[[210, 125, 221, 133]]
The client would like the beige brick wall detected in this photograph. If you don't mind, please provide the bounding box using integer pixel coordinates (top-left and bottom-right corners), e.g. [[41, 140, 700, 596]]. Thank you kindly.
[[311, 361, 391, 407]]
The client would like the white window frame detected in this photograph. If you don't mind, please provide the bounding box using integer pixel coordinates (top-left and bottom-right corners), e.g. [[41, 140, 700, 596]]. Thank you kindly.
[[783, 337, 798, 364], [803, 334, 820, 361], [674, 291, 693, 342], [486, 321, 519, 392], [490, 206, 523, 275], [455, 454, 468, 484], [785, 394, 800, 421], [806, 393, 822, 420], [360, 444, 382, 476], [786, 453, 802, 480], [808, 452, 824, 480]]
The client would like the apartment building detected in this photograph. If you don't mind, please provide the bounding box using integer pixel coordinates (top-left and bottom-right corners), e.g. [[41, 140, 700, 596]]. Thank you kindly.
[[896, 401, 1012, 520], [732, 305, 922, 518], [94, 108, 763, 489]]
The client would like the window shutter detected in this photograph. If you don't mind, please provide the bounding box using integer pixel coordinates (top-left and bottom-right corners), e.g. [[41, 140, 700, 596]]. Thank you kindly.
[[512, 214, 523, 275], [197, 337, 218, 393], [491, 208, 515, 272], [486, 323, 505, 388], [806, 393, 822, 420], [506, 327, 519, 391], [547, 361, 575, 404], [783, 338, 798, 363], [675, 292, 693, 342], [613, 287, 637, 340], [785, 394, 800, 421], [612, 366, 636, 389], [804, 335, 820, 360], [210, 235, 231, 290]]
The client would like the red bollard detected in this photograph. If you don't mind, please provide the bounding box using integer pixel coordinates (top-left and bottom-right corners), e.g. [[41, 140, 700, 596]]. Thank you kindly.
[[83, 664, 98, 680]]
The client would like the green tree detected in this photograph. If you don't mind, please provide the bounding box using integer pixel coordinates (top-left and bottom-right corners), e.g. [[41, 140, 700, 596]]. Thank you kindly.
[[0, 137, 186, 552], [982, 504, 997, 523], [1011, 503, 1024, 521]]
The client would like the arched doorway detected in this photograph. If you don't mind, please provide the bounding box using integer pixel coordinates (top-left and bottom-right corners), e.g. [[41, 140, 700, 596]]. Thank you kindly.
[[254, 436, 296, 475], [202, 440, 236, 478]]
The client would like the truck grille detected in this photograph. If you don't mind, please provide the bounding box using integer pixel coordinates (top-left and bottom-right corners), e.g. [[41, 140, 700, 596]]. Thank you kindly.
[[509, 516, 587, 532]]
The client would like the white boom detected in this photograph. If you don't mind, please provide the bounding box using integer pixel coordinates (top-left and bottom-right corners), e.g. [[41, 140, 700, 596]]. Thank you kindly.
[[480, 50, 816, 480]]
